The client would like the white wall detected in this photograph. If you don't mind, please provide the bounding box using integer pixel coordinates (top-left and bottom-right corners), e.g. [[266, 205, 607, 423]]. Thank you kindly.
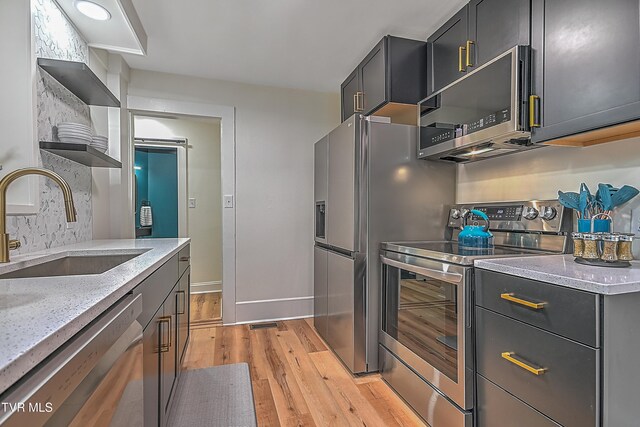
[[134, 116, 223, 287], [128, 70, 340, 322], [457, 136, 640, 255]]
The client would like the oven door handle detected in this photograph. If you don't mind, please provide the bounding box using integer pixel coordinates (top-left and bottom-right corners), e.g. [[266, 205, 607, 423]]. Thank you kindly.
[[380, 255, 463, 285]]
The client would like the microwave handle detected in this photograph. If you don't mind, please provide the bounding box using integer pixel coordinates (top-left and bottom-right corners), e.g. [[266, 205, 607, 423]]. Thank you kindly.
[[380, 255, 463, 285]]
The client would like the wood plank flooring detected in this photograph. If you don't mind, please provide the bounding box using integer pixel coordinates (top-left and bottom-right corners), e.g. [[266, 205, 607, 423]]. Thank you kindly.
[[190, 292, 222, 327], [182, 318, 426, 427]]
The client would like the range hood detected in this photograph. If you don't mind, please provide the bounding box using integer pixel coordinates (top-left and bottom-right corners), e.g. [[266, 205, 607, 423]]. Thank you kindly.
[[418, 46, 540, 163]]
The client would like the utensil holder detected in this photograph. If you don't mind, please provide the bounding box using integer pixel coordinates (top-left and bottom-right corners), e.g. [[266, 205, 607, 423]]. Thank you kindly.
[[578, 218, 611, 233], [574, 214, 631, 268]]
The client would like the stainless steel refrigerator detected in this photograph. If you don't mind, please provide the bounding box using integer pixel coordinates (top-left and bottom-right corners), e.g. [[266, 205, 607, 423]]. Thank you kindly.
[[313, 115, 455, 374]]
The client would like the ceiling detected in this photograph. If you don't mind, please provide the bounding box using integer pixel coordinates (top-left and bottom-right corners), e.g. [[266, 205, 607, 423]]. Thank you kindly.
[[122, 0, 467, 93]]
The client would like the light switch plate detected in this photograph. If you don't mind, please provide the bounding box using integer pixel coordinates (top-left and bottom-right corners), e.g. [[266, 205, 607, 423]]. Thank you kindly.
[[224, 195, 234, 208], [188, 198, 196, 208]]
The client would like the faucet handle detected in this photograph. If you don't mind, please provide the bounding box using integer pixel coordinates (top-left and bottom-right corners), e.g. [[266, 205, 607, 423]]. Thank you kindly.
[[8, 240, 20, 250]]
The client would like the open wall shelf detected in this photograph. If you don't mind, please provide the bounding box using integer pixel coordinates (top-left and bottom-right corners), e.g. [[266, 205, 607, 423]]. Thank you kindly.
[[37, 58, 121, 107], [40, 142, 122, 168]]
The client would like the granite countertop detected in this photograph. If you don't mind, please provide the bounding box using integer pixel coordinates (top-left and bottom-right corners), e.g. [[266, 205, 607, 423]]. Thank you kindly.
[[0, 238, 190, 395], [475, 254, 640, 295]]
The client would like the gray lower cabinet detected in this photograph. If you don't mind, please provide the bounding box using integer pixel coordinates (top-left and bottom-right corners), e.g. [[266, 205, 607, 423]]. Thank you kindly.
[[160, 283, 178, 425], [477, 269, 640, 427], [177, 267, 191, 364], [136, 244, 191, 427], [531, 0, 640, 143]]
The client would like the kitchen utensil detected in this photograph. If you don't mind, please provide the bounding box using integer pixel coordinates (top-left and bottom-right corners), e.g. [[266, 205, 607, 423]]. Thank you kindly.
[[610, 185, 639, 208], [459, 209, 493, 248], [558, 191, 581, 212], [579, 183, 591, 218], [597, 183, 613, 212]]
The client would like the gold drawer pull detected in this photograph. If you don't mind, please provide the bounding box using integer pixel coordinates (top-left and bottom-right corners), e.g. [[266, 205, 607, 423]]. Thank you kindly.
[[458, 46, 466, 72], [529, 95, 541, 128], [465, 40, 474, 67], [500, 293, 546, 309], [502, 352, 547, 376]]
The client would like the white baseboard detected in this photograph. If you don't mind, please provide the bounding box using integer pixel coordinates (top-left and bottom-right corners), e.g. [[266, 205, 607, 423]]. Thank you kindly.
[[235, 296, 313, 324], [191, 281, 222, 294]]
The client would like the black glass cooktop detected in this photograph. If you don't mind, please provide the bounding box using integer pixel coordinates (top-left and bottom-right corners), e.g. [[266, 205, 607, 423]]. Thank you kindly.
[[381, 241, 547, 266]]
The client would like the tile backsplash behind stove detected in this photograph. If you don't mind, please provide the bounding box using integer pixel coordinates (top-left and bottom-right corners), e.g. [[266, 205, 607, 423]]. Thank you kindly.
[[6, 0, 94, 254]]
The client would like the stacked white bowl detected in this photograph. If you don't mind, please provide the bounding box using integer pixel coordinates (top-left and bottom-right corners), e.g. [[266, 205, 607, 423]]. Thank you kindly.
[[91, 135, 108, 153], [57, 122, 92, 145]]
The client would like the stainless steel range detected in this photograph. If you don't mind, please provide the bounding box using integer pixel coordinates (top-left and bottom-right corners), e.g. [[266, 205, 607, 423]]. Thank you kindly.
[[378, 200, 572, 426]]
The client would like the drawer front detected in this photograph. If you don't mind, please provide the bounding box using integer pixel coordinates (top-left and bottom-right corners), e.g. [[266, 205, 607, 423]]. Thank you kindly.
[[476, 308, 598, 427], [134, 253, 179, 329], [477, 375, 560, 427], [476, 269, 599, 346], [379, 345, 472, 427], [178, 244, 190, 277]]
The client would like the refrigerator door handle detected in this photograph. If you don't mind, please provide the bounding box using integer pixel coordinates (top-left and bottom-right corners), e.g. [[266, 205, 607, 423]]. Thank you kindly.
[[380, 256, 463, 285]]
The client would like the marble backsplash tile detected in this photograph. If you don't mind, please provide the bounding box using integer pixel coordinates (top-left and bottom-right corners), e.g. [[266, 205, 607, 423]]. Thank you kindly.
[[5, 0, 95, 254], [6, 152, 93, 254]]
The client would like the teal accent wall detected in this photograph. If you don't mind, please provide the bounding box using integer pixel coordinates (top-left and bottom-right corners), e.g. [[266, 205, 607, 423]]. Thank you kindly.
[[134, 147, 178, 238]]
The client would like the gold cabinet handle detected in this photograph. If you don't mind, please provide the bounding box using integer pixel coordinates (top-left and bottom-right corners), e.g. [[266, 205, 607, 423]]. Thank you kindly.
[[177, 290, 186, 315], [466, 40, 474, 67], [529, 95, 541, 128], [500, 292, 546, 309], [353, 91, 364, 112], [159, 316, 172, 352], [458, 46, 466, 72], [502, 352, 547, 375]]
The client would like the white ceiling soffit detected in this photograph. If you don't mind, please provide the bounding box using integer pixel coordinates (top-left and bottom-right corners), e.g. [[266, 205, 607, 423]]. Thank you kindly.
[[123, 0, 468, 93], [55, 0, 147, 55]]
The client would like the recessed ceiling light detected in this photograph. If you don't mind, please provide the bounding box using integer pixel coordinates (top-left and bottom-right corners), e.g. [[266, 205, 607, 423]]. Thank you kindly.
[[75, 0, 111, 21]]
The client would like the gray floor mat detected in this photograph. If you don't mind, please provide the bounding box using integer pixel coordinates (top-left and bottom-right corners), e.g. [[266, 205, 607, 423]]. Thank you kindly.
[[168, 363, 257, 427]]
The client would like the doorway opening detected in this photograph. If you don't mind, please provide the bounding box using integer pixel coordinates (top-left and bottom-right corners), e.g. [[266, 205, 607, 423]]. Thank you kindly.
[[132, 112, 224, 325]]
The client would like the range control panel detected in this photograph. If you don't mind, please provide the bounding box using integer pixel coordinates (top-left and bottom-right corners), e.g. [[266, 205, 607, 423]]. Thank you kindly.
[[447, 200, 567, 233]]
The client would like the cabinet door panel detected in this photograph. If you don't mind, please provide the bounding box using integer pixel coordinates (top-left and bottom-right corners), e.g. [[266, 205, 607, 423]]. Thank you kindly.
[[341, 69, 360, 121], [142, 306, 162, 427], [177, 268, 190, 365], [427, 6, 469, 94], [160, 290, 178, 425], [532, 0, 640, 142], [360, 39, 387, 115], [469, 0, 529, 68]]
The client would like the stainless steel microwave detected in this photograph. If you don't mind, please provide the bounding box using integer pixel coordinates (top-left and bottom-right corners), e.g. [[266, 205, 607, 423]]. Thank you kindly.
[[418, 46, 540, 163]]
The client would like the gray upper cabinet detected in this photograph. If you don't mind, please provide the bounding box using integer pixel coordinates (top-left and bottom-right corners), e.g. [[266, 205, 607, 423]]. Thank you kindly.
[[340, 36, 427, 122], [427, 6, 469, 94], [360, 40, 387, 115], [468, 0, 530, 69], [341, 69, 360, 123], [427, 0, 528, 94], [531, 0, 640, 143]]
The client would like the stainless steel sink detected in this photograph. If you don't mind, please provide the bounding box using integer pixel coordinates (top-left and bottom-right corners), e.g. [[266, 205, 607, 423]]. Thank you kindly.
[[0, 254, 141, 279]]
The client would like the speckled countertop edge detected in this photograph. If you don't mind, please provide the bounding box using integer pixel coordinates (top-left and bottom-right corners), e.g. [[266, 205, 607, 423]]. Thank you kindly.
[[475, 254, 640, 295], [0, 238, 189, 395]]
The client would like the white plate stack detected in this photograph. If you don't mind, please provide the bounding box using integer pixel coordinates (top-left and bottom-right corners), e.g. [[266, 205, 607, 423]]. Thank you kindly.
[[57, 122, 92, 145], [91, 135, 108, 153]]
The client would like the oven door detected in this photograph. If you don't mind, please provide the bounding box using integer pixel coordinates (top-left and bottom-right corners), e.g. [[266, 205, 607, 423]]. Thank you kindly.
[[380, 251, 473, 410]]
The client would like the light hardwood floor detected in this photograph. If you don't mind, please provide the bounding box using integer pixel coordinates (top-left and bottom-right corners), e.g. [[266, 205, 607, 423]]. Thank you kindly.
[[182, 318, 426, 427], [190, 292, 222, 327]]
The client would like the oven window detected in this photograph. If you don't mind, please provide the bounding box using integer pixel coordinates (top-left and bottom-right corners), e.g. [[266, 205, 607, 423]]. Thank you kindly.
[[383, 265, 458, 382]]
